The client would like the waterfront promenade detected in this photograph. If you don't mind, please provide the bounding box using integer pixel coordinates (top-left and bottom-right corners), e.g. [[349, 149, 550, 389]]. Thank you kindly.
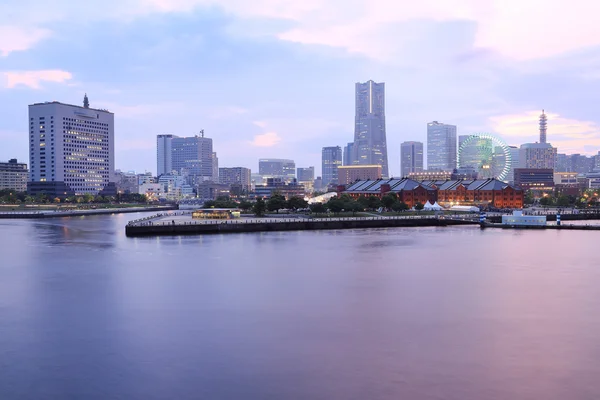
[[125, 213, 480, 237], [0, 205, 177, 219]]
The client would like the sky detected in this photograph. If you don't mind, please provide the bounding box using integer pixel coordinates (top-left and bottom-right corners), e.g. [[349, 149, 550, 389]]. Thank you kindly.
[[2, 0, 600, 177]]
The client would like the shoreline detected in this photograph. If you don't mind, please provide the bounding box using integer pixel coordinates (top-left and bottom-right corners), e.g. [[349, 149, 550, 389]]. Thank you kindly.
[[0, 205, 177, 219]]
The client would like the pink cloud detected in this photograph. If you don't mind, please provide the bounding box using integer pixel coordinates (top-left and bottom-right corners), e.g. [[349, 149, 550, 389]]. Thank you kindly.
[[4, 70, 73, 89]]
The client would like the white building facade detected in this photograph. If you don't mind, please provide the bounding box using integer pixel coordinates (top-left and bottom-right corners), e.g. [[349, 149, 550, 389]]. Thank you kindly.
[[28, 100, 115, 197]]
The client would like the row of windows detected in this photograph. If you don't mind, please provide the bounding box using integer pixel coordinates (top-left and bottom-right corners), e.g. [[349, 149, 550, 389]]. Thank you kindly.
[[63, 117, 109, 128]]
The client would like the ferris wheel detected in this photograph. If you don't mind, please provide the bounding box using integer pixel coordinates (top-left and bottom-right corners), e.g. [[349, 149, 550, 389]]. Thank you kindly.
[[457, 133, 512, 182]]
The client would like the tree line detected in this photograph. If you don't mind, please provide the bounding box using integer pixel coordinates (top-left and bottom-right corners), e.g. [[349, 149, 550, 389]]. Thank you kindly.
[[0, 190, 149, 205], [203, 193, 420, 217]]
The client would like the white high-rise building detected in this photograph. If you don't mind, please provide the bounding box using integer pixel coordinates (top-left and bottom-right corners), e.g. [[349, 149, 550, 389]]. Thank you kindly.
[[157, 134, 178, 177], [427, 121, 457, 171], [28, 96, 115, 196]]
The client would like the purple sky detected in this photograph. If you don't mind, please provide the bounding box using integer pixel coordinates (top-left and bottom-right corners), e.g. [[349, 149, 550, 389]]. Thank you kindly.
[[2, 0, 600, 176]]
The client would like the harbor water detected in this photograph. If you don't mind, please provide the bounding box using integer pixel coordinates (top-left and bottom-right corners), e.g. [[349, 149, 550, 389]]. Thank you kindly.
[[1, 213, 600, 399]]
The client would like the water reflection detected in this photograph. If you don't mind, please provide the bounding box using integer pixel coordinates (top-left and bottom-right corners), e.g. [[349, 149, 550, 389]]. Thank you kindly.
[[1, 214, 600, 399]]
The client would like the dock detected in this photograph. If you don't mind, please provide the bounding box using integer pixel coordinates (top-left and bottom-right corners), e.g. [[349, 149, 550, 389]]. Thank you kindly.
[[125, 215, 479, 237]]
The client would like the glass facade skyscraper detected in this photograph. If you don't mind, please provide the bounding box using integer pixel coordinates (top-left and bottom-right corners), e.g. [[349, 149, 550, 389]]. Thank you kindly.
[[427, 121, 457, 171], [322, 146, 342, 186], [400, 141, 423, 178], [352, 80, 389, 177]]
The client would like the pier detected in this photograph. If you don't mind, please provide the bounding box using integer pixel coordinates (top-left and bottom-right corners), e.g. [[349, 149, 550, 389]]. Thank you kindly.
[[125, 214, 480, 237]]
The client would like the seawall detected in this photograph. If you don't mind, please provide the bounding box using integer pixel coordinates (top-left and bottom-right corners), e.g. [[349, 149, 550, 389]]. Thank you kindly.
[[125, 217, 478, 237]]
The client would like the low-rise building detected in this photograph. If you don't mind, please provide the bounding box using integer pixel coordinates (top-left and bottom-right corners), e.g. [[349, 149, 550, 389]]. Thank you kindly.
[[342, 177, 523, 209], [254, 178, 305, 199], [197, 181, 230, 200], [514, 168, 554, 191], [138, 183, 164, 201], [0, 159, 28, 192], [115, 170, 139, 194], [337, 165, 382, 185], [342, 178, 436, 208]]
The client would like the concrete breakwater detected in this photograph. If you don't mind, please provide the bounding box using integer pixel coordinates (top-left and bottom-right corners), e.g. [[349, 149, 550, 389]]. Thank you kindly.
[[0, 206, 177, 219], [125, 216, 479, 237]]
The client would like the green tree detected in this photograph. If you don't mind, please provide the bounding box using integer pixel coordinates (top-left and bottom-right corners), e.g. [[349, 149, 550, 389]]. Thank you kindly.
[[357, 195, 369, 209], [524, 190, 534, 205], [267, 194, 287, 213], [367, 195, 382, 210], [239, 200, 253, 212], [309, 202, 327, 214], [287, 196, 308, 211], [414, 202, 424, 211], [253, 197, 266, 216], [326, 197, 344, 213], [556, 195, 571, 207], [539, 195, 554, 206], [35, 192, 48, 204], [381, 193, 397, 210], [391, 201, 409, 212], [83, 194, 94, 203]]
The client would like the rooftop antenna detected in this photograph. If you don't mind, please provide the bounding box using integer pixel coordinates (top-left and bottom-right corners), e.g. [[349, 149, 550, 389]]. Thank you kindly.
[[83, 93, 89, 109], [200, 129, 204, 138]]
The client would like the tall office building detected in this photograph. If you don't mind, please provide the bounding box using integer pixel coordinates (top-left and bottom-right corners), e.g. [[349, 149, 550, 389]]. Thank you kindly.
[[353, 80, 389, 177], [171, 134, 214, 184], [219, 167, 251, 192], [519, 143, 557, 170], [427, 121, 457, 171], [28, 97, 115, 196], [297, 167, 315, 182], [0, 159, 28, 192], [258, 159, 296, 181], [400, 141, 423, 178], [322, 146, 343, 186], [157, 134, 177, 177], [506, 146, 519, 183]]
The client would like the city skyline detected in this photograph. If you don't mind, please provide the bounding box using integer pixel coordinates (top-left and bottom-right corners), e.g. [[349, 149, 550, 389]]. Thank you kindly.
[[2, 1, 600, 176]]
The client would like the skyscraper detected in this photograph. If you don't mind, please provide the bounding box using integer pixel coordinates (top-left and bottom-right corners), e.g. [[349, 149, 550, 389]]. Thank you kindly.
[[353, 80, 389, 177], [519, 143, 557, 169], [171, 134, 214, 184], [157, 134, 177, 177], [400, 141, 423, 178], [427, 121, 457, 171], [539, 110, 547, 144], [297, 167, 315, 182], [219, 167, 251, 192], [28, 97, 115, 196], [322, 146, 343, 186]]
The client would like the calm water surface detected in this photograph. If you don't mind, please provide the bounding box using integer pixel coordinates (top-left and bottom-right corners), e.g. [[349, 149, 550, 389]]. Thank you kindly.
[[1, 213, 600, 400]]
